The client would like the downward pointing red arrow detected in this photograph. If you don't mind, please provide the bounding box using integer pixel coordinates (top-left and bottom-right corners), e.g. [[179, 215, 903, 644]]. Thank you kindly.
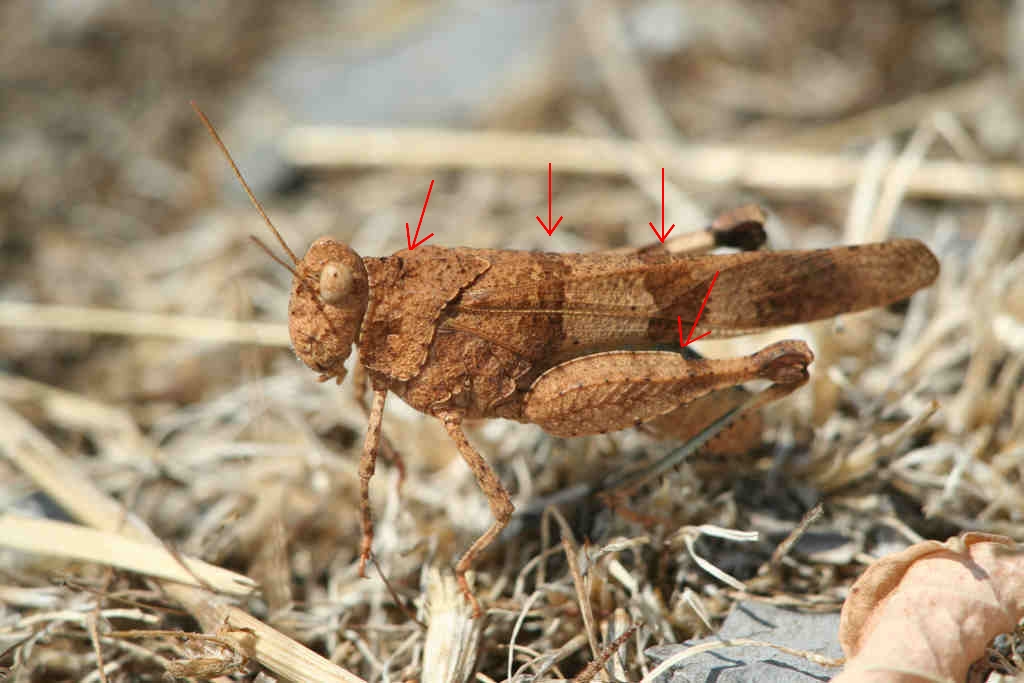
[[679, 271, 719, 347], [536, 162, 563, 236], [649, 167, 675, 243], [406, 179, 435, 250]]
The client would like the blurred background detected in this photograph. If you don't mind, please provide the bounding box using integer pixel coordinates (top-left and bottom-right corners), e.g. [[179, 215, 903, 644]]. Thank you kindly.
[[2, 1, 1023, 680]]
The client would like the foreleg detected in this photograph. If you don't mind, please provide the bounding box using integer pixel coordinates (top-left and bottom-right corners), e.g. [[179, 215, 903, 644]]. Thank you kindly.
[[357, 389, 387, 578], [352, 364, 406, 489]]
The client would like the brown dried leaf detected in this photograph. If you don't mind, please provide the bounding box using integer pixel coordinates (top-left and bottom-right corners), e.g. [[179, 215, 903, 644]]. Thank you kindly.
[[835, 532, 1024, 682]]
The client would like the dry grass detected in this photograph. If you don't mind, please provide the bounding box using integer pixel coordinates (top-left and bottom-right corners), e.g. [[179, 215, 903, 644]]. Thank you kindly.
[[1, 1, 1023, 681]]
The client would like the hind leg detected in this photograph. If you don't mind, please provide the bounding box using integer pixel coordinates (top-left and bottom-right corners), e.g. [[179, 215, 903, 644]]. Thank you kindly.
[[642, 385, 763, 455], [522, 340, 812, 439]]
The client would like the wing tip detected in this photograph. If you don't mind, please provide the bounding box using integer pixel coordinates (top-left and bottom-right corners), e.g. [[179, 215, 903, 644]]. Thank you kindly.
[[883, 238, 941, 294]]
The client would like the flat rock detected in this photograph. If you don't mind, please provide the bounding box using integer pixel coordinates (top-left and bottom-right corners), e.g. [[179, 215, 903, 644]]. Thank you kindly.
[[223, 0, 568, 195], [646, 601, 842, 683]]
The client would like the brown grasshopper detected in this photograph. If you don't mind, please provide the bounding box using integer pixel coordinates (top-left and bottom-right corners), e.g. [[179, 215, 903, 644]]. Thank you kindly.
[[195, 106, 939, 616]]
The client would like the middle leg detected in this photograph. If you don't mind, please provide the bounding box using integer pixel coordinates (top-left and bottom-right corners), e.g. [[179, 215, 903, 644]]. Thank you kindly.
[[437, 411, 514, 618]]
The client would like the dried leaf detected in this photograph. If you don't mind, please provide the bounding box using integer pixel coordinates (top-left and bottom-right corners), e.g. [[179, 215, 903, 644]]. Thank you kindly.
[[835, 533, 1023, 682]]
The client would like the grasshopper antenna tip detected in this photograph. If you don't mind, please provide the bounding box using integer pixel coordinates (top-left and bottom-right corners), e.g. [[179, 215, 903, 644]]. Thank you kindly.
[[191, 101, 300, 267]]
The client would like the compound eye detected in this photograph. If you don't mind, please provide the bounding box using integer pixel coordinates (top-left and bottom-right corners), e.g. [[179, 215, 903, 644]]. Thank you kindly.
[[319, 262, 354, 305]]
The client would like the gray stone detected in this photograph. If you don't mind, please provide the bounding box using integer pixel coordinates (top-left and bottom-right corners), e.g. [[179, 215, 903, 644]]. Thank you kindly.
[[223, 0, 569, 195], [645, 601, 842, 683]]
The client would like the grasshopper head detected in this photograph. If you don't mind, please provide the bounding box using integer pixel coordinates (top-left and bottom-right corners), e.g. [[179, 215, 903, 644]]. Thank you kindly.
[[189, 105, 369, 383], [288, 237, 369, 384]]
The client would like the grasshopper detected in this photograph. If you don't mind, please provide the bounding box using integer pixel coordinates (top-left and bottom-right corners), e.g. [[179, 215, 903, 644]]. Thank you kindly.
[[195, 106, 940, 616]]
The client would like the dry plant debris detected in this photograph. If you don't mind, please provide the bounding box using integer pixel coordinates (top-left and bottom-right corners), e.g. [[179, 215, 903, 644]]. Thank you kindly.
[[2, 1, 1024, 681], [835, 533, 1024, 682]]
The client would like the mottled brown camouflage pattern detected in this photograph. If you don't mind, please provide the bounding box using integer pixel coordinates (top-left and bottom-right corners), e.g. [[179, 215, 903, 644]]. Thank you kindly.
[[279, 208, 939, 616]]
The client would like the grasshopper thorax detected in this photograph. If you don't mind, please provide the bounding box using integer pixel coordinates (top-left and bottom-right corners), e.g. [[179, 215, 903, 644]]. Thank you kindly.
[[288, 237, 369, 383]]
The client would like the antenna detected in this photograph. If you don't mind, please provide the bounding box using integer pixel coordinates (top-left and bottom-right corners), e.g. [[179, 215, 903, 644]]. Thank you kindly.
[[249, 235, 300, 280], [191, 101, 300, 266]]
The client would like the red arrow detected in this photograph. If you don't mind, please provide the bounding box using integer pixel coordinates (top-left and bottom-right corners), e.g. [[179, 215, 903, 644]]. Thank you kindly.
[[406, 179, 435, 250], [536, 162, 563, 236], [678, 271, 719, 347], [649, 167, 675, 243]]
